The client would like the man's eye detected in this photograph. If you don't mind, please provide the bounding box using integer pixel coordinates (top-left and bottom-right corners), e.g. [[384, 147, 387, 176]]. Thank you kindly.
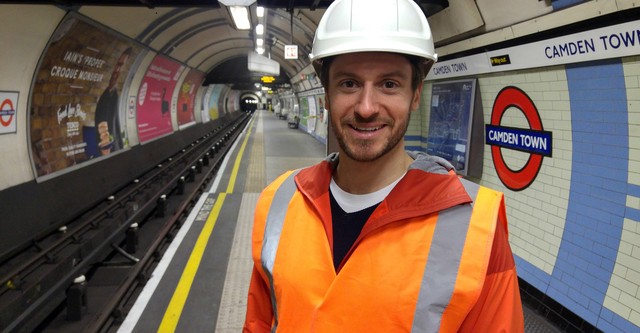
[[339, 80, 356, 88], [383, 81, 398, 89]]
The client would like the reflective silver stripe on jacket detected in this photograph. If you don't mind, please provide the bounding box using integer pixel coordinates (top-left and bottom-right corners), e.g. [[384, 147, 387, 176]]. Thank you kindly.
[[411, 179, 479, 332], [261, 170, 299, 333], [460, 178, 479, 205]]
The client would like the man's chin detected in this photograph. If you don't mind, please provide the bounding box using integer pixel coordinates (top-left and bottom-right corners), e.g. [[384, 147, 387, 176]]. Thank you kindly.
[[342, 146, 384, 162]]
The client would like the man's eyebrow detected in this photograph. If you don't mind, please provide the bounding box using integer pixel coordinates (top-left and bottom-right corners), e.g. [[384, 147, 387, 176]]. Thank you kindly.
[[331, 69, 355, 79], [331, 69, 410, 80], [380, 70, 411, 79]]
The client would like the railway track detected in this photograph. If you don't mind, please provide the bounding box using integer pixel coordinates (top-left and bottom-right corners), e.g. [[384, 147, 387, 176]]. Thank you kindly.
[[0, 112, 252, 333]]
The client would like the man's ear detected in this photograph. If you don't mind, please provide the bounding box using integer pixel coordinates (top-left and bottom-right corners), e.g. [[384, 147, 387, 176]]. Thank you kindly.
[[411, 82, 424, 111]]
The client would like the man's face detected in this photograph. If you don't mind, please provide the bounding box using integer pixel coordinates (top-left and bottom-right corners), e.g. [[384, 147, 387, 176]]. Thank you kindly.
[[326, 52, 422, 162]]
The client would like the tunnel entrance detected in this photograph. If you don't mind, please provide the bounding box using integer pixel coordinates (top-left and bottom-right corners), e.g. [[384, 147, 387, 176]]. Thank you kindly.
[[240, 95, 259, 112]]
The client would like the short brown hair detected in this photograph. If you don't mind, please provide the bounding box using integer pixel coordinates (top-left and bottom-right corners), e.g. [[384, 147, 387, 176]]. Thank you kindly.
[[317, 54, 432, 93]]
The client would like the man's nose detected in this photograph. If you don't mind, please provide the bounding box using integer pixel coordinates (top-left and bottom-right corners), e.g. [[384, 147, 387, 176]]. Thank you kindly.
[[354, 85, 379, 119]]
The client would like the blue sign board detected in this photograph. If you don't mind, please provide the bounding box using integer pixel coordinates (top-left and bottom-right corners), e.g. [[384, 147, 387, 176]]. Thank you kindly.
[[485, 124, 552, 157]]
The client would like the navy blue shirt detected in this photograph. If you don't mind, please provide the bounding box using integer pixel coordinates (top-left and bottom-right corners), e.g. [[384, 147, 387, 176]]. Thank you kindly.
[[330, 191, 379, 271]]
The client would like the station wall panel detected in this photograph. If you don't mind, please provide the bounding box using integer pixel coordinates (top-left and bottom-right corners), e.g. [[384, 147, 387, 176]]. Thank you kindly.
[[413, 55, 640, 332]]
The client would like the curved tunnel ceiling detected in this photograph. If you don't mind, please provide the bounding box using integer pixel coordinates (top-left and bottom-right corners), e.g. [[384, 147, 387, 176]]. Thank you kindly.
[[19, 0, 449, 91]]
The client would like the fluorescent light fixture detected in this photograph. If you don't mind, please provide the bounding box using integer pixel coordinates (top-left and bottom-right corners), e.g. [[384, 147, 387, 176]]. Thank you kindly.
[[256, 47, 265, 54], [248, 51, 280, 75], [256, 38, 264, 46], [218, 0, 255, 30], [218, 0, 255, 5], [257, 6, 264, 17], [256, 23, 264, 35], [228, 6, 251, 30]]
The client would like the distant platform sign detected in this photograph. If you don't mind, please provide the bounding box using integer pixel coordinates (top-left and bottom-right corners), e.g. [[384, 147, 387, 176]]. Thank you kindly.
[[0, 92, 18, 134]]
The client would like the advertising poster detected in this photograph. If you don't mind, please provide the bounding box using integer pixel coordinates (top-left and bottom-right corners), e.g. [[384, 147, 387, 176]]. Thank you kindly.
[[315, 94, 328, 139], [137, 55, 184, 143], [201, 85, 214, 123], [299, 96, 309, 129], [177, 69, 205, 127], [426, 79, 476, 172], [306, 96, 317, 134], [207, 84, 225, 120], [29, 15, 142, 178], [225, 90, 240, 114], [317, 95, 326, 125]]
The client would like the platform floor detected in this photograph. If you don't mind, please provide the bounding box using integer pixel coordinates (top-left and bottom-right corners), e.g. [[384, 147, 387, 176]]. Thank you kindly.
[[114, 109, 561, 333]]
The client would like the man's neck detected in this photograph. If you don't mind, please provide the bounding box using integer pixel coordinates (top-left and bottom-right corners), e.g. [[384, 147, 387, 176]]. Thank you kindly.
[[333, 147, 413, 195]]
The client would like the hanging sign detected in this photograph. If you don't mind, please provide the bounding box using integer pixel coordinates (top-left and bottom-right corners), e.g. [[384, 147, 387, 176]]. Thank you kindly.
[[261, 76, 275, 83], [285, 45, 298, 59]]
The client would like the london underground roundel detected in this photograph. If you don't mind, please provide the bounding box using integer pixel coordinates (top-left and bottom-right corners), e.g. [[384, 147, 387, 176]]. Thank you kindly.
[[1, 98, 15, 127], [485, 86, 552, 191]]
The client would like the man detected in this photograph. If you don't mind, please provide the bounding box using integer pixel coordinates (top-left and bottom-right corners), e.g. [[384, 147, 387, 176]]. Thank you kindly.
[[243, 0, 524, 331], [95, 47, 132, 155]]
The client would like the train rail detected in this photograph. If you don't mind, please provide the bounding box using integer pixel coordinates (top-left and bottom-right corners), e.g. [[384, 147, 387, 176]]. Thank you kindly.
[[0, 112, 252, 333]]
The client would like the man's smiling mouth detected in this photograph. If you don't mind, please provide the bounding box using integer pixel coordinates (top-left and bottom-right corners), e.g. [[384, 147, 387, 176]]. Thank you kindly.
[[352, 125, 384, 131]]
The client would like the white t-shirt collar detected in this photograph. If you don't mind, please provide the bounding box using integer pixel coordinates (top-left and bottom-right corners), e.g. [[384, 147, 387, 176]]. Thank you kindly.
[[330, 173, 405, 213]]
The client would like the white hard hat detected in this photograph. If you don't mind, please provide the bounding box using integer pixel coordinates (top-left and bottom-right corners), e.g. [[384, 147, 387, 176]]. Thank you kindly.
[[310, 0, 437, 76]]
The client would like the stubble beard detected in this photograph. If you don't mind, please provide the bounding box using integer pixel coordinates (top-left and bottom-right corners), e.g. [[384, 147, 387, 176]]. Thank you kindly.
[[332, 115, 409, 163]]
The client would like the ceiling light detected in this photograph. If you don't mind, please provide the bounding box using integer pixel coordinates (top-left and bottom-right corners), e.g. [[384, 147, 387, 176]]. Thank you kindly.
[[256, 38, 264, 46], [218, 0, 255, 30], [218, 0, 255, 4], [256, 47, 265, 54], [228, 6, 251, 30], [256, 24, 264, 35], [257, 6, 264, 18]]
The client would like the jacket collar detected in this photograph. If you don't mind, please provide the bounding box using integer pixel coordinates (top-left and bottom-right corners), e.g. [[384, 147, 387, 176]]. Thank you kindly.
[[295, 151, 472, 219]]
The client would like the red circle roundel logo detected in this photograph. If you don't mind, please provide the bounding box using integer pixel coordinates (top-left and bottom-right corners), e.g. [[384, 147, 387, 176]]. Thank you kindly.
[[1, 98, 15, 127], [486, 86, 552, 191]]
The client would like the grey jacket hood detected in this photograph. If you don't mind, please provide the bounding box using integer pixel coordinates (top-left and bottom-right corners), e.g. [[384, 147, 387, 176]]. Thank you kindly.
[[325, 150, 455, 175]]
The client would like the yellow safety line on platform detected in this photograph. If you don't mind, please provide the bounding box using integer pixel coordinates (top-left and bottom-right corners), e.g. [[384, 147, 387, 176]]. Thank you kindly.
[[157, 192, 226, 332], [158, 116, 255, 332], [226, 117, 254, 193]]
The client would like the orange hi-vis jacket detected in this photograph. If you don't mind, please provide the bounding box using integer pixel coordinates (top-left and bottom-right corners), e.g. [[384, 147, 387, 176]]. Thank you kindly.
[[244, 152, 524, 332]]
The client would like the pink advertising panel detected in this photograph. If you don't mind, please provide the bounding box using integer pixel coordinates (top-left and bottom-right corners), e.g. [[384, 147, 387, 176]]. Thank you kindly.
[[177, 69, 205, 127], [137, 55, 184, 143]]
